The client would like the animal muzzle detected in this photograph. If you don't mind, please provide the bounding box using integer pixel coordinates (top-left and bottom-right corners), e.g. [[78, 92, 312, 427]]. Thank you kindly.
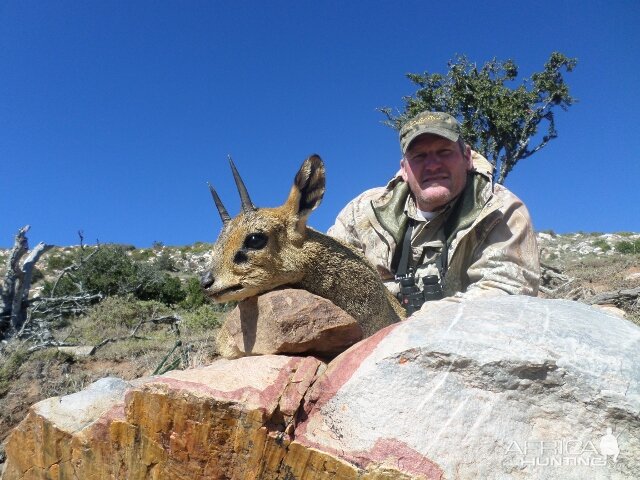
[[200, 271, 215, 289]]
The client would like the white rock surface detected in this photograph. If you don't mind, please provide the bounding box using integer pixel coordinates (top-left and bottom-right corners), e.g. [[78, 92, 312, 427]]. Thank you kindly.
[[299, 296, 640, 479], [57, 345, 95, 357], [592, 304, 628, 318], [34, 377, 132, 433], [537, 232, 640, 260]]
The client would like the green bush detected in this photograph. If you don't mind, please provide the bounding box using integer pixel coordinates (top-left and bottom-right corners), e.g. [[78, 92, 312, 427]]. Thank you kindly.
[[180, 277, 208, 310], [42, 245, 186, 305], [129, 249, 153, 262], [591, 239, 611, 252], [182, 304, 223, 331], [81, 246, 139, 296], [30, 267, 45, 284], [615, 240, 640, 254], [42, 274, 81, 297], [47, 254, 74, 270], [135, 263, 186, 304], [155, 250, 177, 272]]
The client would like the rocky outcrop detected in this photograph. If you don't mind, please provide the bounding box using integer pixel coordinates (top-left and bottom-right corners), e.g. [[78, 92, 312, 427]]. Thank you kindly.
[[2, 356, 333, 479], [3, 296, 640, 479], [537, 232, 640, 257]]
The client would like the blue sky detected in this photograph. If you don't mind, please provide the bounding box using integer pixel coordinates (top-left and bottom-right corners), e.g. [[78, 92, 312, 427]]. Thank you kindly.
[[1, 1, 638, 247]]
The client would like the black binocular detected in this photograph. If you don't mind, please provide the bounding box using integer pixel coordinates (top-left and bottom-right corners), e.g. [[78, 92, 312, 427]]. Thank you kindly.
[[397, 274, 444, 315]]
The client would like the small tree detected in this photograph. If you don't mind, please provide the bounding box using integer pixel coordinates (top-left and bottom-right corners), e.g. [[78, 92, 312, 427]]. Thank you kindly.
[[380, 52, 577, 183]]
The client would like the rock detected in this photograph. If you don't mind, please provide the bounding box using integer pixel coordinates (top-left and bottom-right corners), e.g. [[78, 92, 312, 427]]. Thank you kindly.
[[2, 377, 134, 479], [57, 345, 95, 357], [2, 356, 329, 480], [624, 272, 640, 282], [217, 288, 363, 358], [3, 296, 640, 479], [592, 304, 627, 318], [298, 296, 640, 479]]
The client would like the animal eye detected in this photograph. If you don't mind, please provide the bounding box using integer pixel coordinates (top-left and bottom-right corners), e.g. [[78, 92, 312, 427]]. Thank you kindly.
[[244, 232, 268, 250]]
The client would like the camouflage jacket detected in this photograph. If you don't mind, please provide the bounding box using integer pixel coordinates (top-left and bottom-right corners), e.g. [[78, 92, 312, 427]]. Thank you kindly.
[[327, 152, 540, 303]]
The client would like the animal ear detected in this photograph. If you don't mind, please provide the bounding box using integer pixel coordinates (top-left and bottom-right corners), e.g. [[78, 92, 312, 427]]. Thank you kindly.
[[285, 154, 326, 225]]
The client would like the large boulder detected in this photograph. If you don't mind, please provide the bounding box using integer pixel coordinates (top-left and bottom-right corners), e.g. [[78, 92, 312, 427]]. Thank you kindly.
[[297, 296, 640, 479], [3, 296, 639, 479], [2, 356, 330, 479]]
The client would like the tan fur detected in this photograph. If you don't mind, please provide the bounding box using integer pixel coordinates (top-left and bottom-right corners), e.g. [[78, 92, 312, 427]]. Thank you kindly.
[[204, 155, 404, 356]]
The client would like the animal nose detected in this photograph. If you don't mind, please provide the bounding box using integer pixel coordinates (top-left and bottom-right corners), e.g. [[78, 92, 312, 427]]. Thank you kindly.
[[200, 271, 215, 289]]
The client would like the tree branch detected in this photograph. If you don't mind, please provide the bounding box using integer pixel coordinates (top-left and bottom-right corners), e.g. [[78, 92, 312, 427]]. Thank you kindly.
[[11, 242, 53, 332], [587, 287, 640, 307], [1, 225, 30, 319]]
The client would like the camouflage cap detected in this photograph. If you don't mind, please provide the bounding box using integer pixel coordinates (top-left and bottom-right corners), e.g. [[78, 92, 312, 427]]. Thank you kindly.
[[399, 111, 461, 154]]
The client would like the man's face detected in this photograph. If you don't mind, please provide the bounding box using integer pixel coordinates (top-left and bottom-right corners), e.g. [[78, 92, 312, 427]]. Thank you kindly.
[[401, 133, 472, 212]]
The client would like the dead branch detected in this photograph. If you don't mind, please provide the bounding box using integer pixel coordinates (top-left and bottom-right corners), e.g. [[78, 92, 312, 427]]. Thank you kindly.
[[1, 226, 30, 324], [20, 293, 104, 332], [1, 226, 52, 337], [587, 287, 640, 307], [12, 242, 52, 331], [539, 262, 574, 297]]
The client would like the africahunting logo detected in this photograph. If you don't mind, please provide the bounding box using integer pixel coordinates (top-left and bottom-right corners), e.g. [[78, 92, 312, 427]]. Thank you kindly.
[[503, 427, 623, 468]]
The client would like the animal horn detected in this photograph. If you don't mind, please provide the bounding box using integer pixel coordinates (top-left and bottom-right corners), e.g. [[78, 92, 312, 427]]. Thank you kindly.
[[208, 182, 231, 225], [228, 155, 256, 212]]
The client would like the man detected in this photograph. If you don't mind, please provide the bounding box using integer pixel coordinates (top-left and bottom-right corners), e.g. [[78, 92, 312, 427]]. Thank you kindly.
[[328, 111, 540, 313]]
